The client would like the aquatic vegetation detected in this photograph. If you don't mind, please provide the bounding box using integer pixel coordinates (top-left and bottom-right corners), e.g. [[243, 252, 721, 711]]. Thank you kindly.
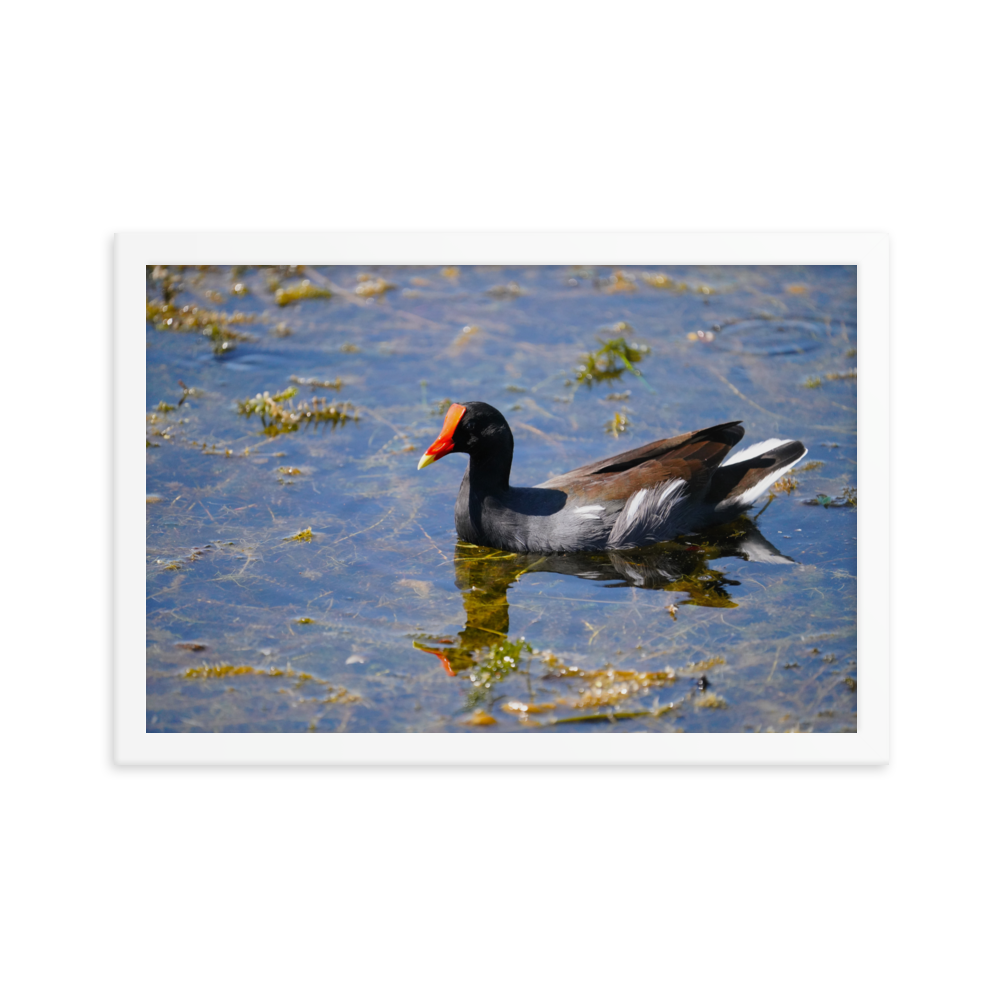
[[799, 461, 825, 472], [465, 637, 533, 707], [283, 527, 313, 541], [642, 272, 677, 290], [295, 617, 315, 625], [146, 296, 256, 354], [236, 385, 358, 435], [274, 279, 332, 306], [771, 475, 799, 495], [501, 701, 555, 715], [576, 335, 651, 387], [605, 411, 629, 437], [273, 322, 293, 337], [487, 281, 522, 299], [183, 663, 314, 681], [694, 692, 727, 709], [355, 277, 395, 298], [806, 369, 857, 388], [462, 709, 497, 725], [599, 270, 637, 293], [449, 325, 480, 353], [289, 375, 342, 390], [804, 487, 857, 508]]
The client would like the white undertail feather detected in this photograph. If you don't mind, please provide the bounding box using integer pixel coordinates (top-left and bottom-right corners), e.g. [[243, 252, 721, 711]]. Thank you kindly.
[[717, 447, 808, 511], [721, 438, 794, 467], [572, 504, 604, 521]]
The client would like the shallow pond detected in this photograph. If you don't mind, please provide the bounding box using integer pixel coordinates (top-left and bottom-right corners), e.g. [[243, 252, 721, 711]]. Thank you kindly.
[[146, 264, 857, 733]]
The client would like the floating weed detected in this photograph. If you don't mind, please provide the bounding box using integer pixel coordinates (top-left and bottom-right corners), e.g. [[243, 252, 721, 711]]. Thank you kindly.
[[694, 692, 727, 709], [274, 279, 332, 306], [785, 284, 807, 295], [322, 687, 363, 705], [156, 401, 176, 413], [462, 709, 497, 725], [771, 475, 799, 495], [284, 527, 313, 541], [487, 282, 522, 299], [237, 386, 359, 435], [184, 663, 314, 681], [278, 467, 303, 476], [843, 677, 858, 692], [289, 375, 342, 390], [599, 270, 637, 293], [605, 390, 631, 401], [433, 398, 453, 415], [449, 325, 480, 354], [355, 277, 395, 298], [804, 376, 824, 388], [465, 637, 534, 707], [505, 384, 527, 393], [804, 488, 857, 508], [679, 656, 725, 674], [231, 282, 249, 297], [799, 461, 825, 472], [295, 617, 315, 625], [273, 322, 293, 337], [806, 369, 857, 388], [440, 266, 460, 280], [146, 296, 256, 354], [605, 411, 630, 437], [642, 272, 689, 293], [642, 272, 675, 290], [576, 335, 651, 389], [501, 701, 556, 715]]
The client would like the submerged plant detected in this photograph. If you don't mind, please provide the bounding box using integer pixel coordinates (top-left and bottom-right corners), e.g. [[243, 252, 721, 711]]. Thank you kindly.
[[274, 279, 332, 306], [576, 330, 652, 390], [237, 386, 358, 435], [605, 411, 630, 437], [465, 636, 534, 708], [146, 297, 256, 354]]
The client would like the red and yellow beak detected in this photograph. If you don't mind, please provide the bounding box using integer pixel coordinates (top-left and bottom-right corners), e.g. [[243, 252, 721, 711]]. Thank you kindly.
[[417, 403, 466, 470]]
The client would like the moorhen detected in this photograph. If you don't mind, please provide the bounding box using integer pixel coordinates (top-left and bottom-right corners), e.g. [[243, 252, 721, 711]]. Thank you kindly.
[[418, 402, 806, 553]]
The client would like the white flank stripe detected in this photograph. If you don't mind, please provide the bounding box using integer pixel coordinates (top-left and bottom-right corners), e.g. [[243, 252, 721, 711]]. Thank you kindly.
[[573, 505, 604, 513], [623, 489, 649, 526], [657, 479, 684, 507], [721, 438, 793, 467]]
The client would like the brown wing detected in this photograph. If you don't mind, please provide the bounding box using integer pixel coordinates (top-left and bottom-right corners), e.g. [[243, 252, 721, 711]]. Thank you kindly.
[[537, 421, 745, 504]]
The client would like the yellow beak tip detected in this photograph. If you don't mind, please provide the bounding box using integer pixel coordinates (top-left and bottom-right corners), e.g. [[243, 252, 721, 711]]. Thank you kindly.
[[417, 453, 435, 470]]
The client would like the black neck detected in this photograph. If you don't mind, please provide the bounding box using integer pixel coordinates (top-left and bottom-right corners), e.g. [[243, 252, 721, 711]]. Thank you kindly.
[[468, 447, 511, 495]]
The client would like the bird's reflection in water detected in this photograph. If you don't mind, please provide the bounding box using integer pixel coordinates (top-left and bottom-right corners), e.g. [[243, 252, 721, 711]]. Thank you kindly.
[[413, 516, 793, 675]]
